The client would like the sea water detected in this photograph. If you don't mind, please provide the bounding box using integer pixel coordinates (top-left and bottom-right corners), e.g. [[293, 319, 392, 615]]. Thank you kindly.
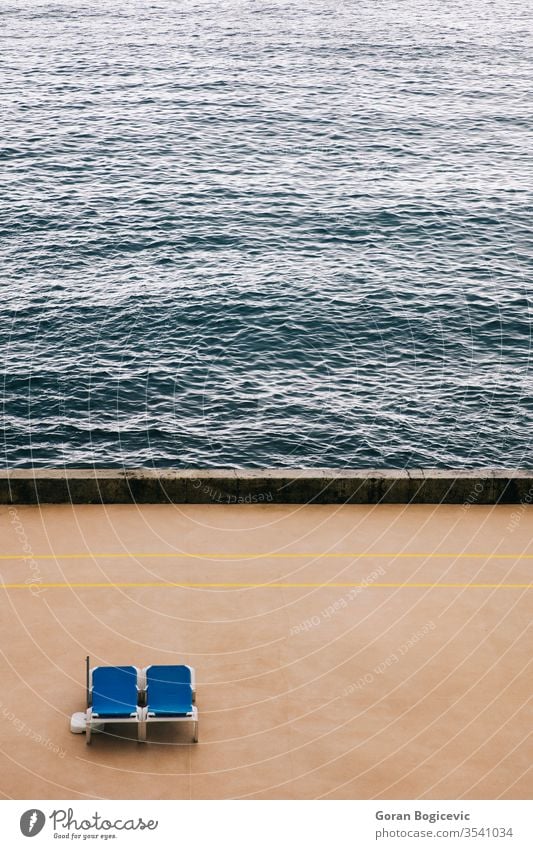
[[1, 0, 531, 468]]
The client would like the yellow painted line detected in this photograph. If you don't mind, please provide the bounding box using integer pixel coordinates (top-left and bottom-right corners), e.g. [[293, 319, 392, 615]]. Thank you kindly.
[[1, 552, 533, 561], [2, 582, 532, 589]]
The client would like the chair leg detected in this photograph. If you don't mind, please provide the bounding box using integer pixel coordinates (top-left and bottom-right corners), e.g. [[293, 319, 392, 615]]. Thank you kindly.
[[193, 719, 198, 743], [138, 715, 146, 743], [86, 719, 92, 745]]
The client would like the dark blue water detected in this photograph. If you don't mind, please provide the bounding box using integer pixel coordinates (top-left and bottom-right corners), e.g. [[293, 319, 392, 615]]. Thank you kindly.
[[1, 0, 532, 469]]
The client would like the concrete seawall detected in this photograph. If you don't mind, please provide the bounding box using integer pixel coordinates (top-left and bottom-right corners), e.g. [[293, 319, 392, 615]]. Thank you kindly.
[[1, 469, 532, 504]]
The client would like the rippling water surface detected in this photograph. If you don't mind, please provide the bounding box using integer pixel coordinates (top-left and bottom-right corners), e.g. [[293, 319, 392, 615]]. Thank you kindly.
[[1, 0, 532, 468]]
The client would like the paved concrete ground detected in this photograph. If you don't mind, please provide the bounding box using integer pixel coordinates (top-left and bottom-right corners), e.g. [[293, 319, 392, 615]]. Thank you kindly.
[[0, 503, 531, 800]]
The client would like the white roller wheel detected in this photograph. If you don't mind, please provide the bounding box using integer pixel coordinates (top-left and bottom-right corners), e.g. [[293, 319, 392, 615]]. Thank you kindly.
[[70, 712, 104, 734], [70, 712, 87, 734]]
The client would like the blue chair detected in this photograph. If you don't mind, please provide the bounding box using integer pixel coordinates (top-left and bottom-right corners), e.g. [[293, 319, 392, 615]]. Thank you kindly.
[[143, 665, 198, 742], [86, 666, 143, 744]]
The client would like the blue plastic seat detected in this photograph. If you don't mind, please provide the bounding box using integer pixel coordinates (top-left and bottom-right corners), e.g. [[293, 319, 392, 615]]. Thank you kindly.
[[146, 665, 193, 716], [92, 666, 139, 718], [144, 665, 198, 742], [85, 665, 143, 744]]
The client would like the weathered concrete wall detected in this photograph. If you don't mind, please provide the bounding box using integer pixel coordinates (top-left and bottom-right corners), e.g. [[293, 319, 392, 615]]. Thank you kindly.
[[0, 469, 532, 504]]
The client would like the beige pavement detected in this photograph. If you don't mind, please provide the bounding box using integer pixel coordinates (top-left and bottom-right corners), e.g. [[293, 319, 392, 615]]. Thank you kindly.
[[0, 502, 531, 799]]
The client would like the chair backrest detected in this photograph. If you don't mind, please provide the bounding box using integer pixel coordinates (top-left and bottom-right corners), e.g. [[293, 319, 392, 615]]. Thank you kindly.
[[145, 665, 193, 713], [91, 666, 138, 716]]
